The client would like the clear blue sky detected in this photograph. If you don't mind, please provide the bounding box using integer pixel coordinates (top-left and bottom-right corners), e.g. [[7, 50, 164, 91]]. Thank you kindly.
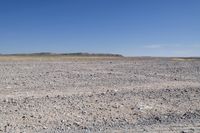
[[0, 0, 200, 56]]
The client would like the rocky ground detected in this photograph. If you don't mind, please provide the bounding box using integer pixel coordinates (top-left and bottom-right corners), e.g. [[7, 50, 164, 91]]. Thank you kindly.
[[0, 57, 200, 133]]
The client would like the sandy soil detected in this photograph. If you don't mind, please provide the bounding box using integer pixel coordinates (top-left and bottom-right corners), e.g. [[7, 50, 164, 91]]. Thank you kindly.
[[0, 57, 200, 133]]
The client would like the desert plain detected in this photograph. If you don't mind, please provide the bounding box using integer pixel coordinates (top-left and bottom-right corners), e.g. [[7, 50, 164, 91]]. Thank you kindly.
[[0, 56, 200, 133]]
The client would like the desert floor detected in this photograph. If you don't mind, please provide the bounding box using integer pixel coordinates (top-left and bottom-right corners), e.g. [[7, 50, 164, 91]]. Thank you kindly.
[[0, 57, 200, 133]]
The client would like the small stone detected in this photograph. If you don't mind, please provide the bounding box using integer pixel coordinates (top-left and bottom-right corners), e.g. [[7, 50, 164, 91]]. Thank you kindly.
[[154, 116, 161, 122]]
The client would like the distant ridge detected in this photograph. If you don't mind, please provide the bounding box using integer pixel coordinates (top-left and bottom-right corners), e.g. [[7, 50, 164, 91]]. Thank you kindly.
[[0, 52, 123, 57]]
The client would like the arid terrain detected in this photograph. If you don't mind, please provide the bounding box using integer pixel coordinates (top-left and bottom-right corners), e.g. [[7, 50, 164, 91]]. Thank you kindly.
[[0, 56, 200, 133]]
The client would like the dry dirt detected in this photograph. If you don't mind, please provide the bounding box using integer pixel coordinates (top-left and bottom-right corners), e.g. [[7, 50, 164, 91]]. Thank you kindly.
[[0, 57, 200, 133]]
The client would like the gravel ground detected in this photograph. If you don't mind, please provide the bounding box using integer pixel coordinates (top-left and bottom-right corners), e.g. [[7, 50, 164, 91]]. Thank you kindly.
[[0, 57, 200, 133]]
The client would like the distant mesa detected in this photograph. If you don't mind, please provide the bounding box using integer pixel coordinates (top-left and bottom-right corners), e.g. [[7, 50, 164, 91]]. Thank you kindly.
[[0, 52, 123, 57]]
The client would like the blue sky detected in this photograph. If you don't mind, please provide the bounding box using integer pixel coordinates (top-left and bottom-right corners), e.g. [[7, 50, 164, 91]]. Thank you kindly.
[[0, 0, 200, 56]]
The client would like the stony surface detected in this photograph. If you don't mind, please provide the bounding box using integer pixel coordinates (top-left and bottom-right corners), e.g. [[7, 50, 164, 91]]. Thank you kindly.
[[0, 57, 200, 132]]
